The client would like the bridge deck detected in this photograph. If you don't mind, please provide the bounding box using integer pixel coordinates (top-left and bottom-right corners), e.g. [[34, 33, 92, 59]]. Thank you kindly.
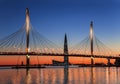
[[0, 52, 119, 59]]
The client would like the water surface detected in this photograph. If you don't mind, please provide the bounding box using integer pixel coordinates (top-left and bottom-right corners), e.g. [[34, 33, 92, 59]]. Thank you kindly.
[[0, 67, 120, 84]]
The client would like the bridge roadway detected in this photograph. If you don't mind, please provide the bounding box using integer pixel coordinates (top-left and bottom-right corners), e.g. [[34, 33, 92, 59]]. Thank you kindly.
[[0, 52, 119, 59]]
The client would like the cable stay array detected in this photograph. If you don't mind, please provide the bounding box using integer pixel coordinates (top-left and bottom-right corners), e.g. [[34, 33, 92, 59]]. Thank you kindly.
[[0, 8, 118, 59], [70, 31, 117, 57], [0, 23, 62, 54]]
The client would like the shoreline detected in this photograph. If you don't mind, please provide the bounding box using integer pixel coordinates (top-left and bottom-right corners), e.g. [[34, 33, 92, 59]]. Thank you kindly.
[[0, 65, 119, 69]]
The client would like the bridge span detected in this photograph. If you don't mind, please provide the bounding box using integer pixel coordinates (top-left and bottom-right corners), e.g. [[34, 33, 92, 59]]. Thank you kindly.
[[0, 52, 119, 59], [0, 8, 120, 67]]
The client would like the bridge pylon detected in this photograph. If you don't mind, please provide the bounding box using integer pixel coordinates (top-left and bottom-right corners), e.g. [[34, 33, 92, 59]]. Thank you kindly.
[[26, 8, 30, 67], [64, 33, 69, 67], [90, 21, 94, 67]]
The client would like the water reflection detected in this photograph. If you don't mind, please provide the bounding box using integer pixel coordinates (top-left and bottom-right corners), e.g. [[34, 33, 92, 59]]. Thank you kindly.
[[26, 68, 31, 84], [64, 67, 68, 84], [106, 67, 110, 84], [91, 68, 94, 84], [1, 67, 120, 84], [24, 67, 69, 84]]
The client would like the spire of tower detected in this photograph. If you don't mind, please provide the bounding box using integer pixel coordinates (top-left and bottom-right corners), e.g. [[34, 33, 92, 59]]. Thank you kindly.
[[64, 33, 68, 55], [64, 33, 69, 67]]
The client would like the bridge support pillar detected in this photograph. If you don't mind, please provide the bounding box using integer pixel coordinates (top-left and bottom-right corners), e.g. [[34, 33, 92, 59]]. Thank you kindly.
[[64, 34, 69, 68], [90, 21, 94, 67], [91, 57, 94, 67], [107, 58, 110, 67], [26, 8, 30, 67], [26, 55, 30, 67]]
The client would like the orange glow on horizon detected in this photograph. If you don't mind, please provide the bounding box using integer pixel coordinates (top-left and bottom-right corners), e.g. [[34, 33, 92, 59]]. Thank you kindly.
[[0, 56, 115, 65]]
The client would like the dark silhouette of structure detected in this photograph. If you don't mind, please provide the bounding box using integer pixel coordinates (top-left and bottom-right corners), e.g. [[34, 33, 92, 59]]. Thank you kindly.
[[64, 34, 69, 67], [114, 58, 120, 66], [52, 34, 69, 66]]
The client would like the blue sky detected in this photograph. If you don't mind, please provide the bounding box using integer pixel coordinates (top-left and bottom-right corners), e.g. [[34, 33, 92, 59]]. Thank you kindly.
[[0, 0, 120, 51]]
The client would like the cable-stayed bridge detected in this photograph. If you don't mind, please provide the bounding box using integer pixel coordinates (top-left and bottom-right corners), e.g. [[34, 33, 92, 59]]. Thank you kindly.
[[0, 8, 119, 67]]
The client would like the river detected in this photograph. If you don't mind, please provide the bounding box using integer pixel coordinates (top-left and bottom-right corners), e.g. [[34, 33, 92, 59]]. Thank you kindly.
[[0, 67, 120, 84]]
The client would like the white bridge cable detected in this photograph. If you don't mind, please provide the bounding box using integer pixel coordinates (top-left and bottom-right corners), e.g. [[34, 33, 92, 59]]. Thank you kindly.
[[0, 22, 63, 54], [70, 34, 117, 57], [69, 36, 90, 55]]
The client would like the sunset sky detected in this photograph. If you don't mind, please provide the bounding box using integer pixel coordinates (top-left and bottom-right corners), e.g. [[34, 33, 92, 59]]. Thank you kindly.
[[0, 0, 120, 65]]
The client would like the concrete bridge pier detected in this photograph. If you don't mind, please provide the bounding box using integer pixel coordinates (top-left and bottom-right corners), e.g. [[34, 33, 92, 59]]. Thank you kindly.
[[91, 57, 94, 67], [107, 58, 110, 67], [26, 55, 30, 67]]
